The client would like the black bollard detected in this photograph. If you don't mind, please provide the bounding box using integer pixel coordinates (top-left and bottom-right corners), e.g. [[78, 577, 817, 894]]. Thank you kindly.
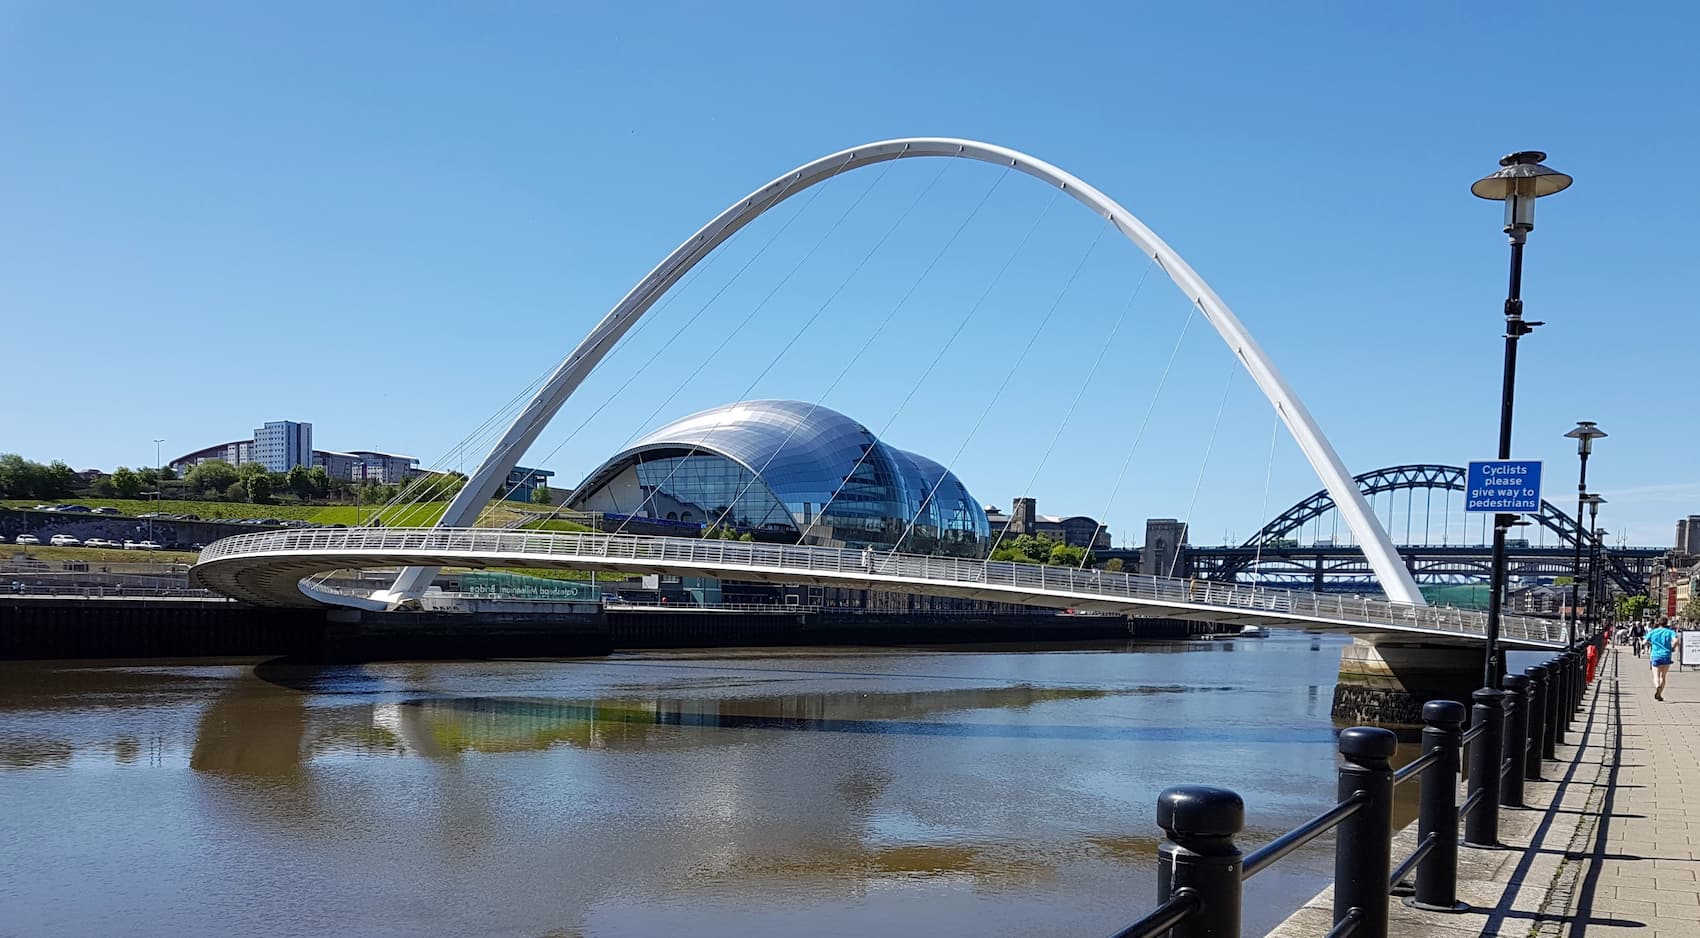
[[1463, 688, 1505, 848], [1499, 674, 1529, 807], [1552, 654, 1570, 746], [1156, 785, 1243, 938], [1336, 726, 1397, 938], [1410, 701, 1469, 912], [1525, 664, 1548, 780], [1542, 657, 1560, 756]]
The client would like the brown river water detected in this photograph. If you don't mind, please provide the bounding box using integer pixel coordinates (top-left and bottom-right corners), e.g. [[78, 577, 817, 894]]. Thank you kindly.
[[0, 632, 1392, 937]]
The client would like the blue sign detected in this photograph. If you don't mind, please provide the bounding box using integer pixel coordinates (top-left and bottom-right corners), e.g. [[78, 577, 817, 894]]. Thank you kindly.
[[1466, 460, 1543, 513]]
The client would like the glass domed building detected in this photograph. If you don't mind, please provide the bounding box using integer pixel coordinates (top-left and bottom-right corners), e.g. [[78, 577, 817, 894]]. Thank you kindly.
[[566, 400, 990, 558]]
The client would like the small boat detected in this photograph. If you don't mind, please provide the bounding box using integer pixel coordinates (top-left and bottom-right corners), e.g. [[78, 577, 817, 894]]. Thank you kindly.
[[1236, 625, 1269, 638]]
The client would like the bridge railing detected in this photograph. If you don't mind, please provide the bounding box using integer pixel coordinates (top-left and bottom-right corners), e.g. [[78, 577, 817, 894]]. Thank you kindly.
[[195, 528, 1563, 644], [1110, 642, 1595, 938]]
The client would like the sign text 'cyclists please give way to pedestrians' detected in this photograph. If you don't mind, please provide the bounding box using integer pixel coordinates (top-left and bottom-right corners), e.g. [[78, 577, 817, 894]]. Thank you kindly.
[[1465, 460, 1543, 513]]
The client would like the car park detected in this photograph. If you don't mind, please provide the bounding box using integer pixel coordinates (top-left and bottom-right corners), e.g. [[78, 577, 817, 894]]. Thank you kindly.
[[14, 534, 41, 545], [49, 535, 81, 547]]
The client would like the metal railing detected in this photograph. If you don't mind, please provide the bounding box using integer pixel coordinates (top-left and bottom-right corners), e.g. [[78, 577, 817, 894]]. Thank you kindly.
[[194, 528, 1565, 644], [1107, 636, 1601, 938]]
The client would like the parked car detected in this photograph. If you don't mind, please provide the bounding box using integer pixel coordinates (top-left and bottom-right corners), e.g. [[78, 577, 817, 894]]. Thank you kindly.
[[49, 535, 81, 547], [90, 506, 118, 514], [14, 534, 41, 545], [83, 538, 111, 548], [135, 540, 163, 550]]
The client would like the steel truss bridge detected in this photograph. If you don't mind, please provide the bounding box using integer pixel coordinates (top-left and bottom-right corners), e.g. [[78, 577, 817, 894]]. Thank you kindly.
[[1184, 465, 1655, 594], [189, 527, 1564, 649]]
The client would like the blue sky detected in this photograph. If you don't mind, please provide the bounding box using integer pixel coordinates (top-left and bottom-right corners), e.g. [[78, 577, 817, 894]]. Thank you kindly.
[[2, 2, 1695, 547]]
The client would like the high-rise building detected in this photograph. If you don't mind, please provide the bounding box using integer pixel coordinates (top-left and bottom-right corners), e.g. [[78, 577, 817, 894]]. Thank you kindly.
[[252, 420, 312, 473]]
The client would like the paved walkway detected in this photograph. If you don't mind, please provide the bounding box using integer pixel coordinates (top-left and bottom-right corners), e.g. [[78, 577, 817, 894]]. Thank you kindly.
[[1268, 645, 1699, 938], [1568, 645, 1700, 937]]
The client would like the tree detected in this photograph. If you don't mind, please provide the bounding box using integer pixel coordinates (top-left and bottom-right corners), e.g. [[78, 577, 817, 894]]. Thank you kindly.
[[307, 466, 330, 498], [185, 460, 240, 496], [224, 481, 248, 503], [247, 474, 274, 504], [1617, 595, 1652, 622], [138, 467, 159, 486], [41, 461, 77, 498], [110, 466, 143, 499], [1104, 558, 1125, 573], [1048, 542, 1090, 568], [287, 465, 313, 501], [157, 465, 176, 482], [236, 461, 270, 485], [738, 532, 755, 542], [1681, 595, 1700, 624], [531, 485, 553, 506], [91, 475, 116, 498]]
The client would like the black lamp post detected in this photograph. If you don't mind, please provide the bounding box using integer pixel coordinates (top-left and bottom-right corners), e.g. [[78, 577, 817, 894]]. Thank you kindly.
[[1563, 422, 1606, 644], [1470, 151, 1574, 686], [1577, 499, 1604, 638]]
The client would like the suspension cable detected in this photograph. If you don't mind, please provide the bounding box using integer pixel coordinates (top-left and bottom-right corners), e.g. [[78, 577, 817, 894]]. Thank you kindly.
[[609, 150, 907, 535], [699, 160, 957, 536], [1168, 360, 1236, 579], [984, 222, 1139, 559], [886, 192, 1099, 559], [480, 154, 845, 533], [1249, 414, 1280, 586], [1079, 301, 1198, 568], [793, 169, 1014, 546]]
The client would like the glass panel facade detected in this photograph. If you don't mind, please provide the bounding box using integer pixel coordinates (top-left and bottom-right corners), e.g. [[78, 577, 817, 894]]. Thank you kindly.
[[567, 400, 990, 557]]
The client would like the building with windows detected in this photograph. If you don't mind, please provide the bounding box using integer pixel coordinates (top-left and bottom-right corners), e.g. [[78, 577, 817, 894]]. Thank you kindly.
[[566, 400, 990, 557], [251, 420, 313, 473], [505, 466, 556, 502], [171, 420, 418, 483], [981, 497, 1111, 551], [346, 451, 420, 484]]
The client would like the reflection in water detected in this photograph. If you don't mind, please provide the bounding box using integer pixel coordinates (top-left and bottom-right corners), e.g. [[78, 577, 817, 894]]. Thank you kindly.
[[0, 636, 1364, 937]]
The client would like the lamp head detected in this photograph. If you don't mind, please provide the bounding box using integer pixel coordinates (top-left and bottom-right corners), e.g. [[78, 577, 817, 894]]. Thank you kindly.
[[1564, 420, 1607, 455], [1472, 151, 1573, 233]]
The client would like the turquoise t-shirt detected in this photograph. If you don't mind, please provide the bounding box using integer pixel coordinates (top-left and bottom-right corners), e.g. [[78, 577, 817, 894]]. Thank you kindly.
[[1647, 626, 1678, 663]]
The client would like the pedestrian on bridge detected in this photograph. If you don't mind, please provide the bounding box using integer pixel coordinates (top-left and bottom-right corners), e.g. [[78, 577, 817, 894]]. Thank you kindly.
[[1647, 619, 1681, 701]]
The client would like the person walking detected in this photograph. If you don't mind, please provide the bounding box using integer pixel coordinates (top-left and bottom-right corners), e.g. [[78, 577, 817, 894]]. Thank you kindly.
[[1631, 621, 1646, 658], [1646, 618, 1682, 701]]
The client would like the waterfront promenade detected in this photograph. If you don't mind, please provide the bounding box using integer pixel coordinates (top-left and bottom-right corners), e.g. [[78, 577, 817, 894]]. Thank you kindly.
[[1267, 645, 1696, 938]]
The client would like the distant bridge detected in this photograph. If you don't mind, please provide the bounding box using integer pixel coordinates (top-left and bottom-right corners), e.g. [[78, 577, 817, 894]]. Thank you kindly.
[[189, 527, 1564, 649], [1184, 464, 1654, 593]]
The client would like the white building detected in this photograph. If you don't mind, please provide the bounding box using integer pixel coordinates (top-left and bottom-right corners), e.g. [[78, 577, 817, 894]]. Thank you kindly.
[[252, 420, 313, 473]]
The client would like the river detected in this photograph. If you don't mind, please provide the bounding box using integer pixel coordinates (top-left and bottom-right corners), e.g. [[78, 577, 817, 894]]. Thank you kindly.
[[0, 632, 1376, 936]]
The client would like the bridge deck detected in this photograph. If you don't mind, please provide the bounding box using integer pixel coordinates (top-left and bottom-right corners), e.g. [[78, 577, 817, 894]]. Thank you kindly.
[[190, 528, 1564, 648]]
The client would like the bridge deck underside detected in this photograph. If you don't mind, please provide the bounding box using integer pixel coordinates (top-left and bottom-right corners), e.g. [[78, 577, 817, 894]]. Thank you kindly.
[[189, 532, 1563, 650]]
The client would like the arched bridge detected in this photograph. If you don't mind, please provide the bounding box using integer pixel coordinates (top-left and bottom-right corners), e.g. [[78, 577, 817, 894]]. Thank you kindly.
[[1200, 464, 1653, 593], [189, 527, 1564, 649]]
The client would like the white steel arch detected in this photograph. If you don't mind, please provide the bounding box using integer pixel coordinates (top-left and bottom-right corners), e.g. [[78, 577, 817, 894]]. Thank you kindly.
[[381, 138, 1425, 606]]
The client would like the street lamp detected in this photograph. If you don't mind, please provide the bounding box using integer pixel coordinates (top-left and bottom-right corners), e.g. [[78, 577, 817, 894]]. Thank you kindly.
[[1471, 150, 1573, 686], [1563, 422, 1607, 644], [1578, 493, 1604, 638], [1591, 527, 1610, 629], [1586, 494, 1607, 634]]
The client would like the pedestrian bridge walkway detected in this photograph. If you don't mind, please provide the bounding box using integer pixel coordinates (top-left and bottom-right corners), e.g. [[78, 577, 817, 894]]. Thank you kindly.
[[190, 527, 1564, 648]]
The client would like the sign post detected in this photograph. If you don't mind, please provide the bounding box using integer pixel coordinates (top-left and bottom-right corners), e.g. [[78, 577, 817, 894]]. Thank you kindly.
[[1465, 460, 1543, 684]]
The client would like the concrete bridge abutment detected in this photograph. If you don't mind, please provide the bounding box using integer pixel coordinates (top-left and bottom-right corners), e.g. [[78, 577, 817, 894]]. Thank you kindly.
[[1331, 638, 1485, 726]]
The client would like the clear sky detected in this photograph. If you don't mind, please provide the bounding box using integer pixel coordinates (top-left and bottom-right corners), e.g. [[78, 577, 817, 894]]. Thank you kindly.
[[3, 2, 1695, 547]]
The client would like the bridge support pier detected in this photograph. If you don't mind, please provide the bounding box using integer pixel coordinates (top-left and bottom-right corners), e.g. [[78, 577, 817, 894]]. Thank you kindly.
[[1331, 639, 1488, 725]]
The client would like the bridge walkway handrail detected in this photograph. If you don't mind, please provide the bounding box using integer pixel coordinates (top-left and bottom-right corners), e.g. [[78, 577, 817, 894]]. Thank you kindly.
[[194, 527, 1563, 643]]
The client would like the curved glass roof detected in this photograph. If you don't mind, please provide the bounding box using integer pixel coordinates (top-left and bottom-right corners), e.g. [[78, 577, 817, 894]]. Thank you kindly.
[[568, 400, 990, 556]]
